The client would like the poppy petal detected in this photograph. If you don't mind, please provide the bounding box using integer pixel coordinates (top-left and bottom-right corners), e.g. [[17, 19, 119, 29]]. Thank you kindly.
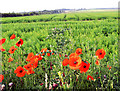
[[10, 34, 16, 39], [62, 58, 69, 66], [75, 48, 83, 55], [8, 57, 13, 62], [8, 46, 17, 54], [14, 66, 26, 77], [95, 49, 106, 60], [0, 38, 6, 45], [16, 39, 23, 47], [79, 61, 90, 73], [87, 75, 94, 81], [0, 74, 4, 82]]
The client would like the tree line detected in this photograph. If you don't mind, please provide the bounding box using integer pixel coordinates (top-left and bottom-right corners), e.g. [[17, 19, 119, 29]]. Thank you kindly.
[[1, 10, 64, 17]]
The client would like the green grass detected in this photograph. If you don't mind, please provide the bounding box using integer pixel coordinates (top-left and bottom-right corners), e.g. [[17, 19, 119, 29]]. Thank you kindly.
[[1, 11, 118, 24], [1, 11, 119, 90]]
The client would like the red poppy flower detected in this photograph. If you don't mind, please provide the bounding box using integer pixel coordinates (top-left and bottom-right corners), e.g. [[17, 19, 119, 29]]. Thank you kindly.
[[0, 74, 4, 82], [42, 53, 45, 56], [62, 58, 69, 66], [10, 34, 16, 39], [32, 60, 38, 68], [69, 53, 77, 58], [79, 61, 90, 73], [59, 54, 61, 57], [16, 38, 23, 47], [24, 63, 33, 70], [52, 53, 54, 55], [0, 38, 6, 45], [75, 48, 83, 55], [49, 50, 52, 52], [95, 49, 106, 60], [41, 48, 47, 52], [29, 57, 39, 68], [8, 46, 17, 54], [14, 66, 26, 77], [95, 60, 100, 65], [29, 57, 37, 64], [8, 57, 13, 62], [26, 52, 34, 62], [0, 46, 5, 52], [87, 75, 94, 81], [47, 53, 51, 56], [35, 54, 42, 61], [26, 68, 35, 75], [107, 65, 112, 70], [69, 56, 82, 70]]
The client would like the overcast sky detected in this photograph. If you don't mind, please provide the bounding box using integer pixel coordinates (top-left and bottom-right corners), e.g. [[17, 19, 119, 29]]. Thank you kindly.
[[0, 0, 119, 13]]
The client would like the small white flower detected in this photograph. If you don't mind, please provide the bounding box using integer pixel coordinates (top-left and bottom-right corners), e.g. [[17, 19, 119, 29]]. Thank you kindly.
[[1, 84, 5, 90], [9, 82, 13, 87], [2, 84, 5, 88]]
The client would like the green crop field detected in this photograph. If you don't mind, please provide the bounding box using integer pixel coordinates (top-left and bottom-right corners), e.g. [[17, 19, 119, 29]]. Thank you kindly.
[[0, 11, 119, 90]]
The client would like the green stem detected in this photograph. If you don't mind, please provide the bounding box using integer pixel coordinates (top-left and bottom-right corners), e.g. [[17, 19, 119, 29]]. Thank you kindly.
[[99, 66, 103, 89]]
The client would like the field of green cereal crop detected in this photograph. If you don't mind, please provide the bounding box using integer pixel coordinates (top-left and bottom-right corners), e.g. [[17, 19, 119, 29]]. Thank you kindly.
[[0, 10, 119, 90]]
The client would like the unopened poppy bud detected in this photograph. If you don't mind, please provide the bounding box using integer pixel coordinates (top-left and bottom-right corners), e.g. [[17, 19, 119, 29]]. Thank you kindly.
[[40, 83, 43, 86], [97, 77, 100, 79], [60, 80, 62, 86], [50, 66, 53, 70], [65, 55, 68, 57], [50, 62, 53, 66], [63, 72, 65, 77], [76, 78, 78, 81]]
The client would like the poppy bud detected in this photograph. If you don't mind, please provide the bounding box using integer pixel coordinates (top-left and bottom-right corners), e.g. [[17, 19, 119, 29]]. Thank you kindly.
[[50, 66, 53, 70], [76, 78, 78, 81], [40, 83, 43, 86], [50, 62, 53, 66], [97, 77, 100, 79], [60, 80, 62, 86], [65, 55, 68, 57]]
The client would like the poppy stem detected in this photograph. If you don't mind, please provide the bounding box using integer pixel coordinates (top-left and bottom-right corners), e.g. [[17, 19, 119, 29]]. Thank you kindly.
[[45, 72, 48, 88], [73, 70, 77, 89], [48, 61, 51, 89], [99, 66, 103, 88]]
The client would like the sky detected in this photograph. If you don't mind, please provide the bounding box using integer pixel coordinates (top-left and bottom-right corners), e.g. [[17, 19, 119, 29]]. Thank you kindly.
[[0, 0, 119, 13]]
